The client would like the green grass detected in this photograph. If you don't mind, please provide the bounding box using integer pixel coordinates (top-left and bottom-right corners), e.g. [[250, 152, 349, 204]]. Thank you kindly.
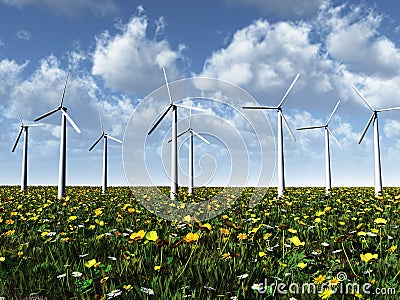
[[0, 186, 399, 299]]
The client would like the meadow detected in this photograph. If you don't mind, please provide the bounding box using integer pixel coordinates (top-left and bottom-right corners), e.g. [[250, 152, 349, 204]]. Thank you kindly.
[[0, 186, 399, 299]]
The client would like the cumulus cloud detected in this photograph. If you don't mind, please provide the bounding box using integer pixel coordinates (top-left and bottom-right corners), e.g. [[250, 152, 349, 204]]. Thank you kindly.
[[224, 0, 322, 19], [0, 0, 118, 17], [320, 3, 400, 78], [92, 13, 183, 95]]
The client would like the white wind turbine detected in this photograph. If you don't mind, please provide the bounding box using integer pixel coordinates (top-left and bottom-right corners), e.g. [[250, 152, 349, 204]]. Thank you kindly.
[[34, 73, 81, 199], [352, 85, 400, 197], [89, 112, 122, 194], [243, 74, 300, 198], [148, 68, 206, 200], [297, 100, 342, 195], [168, 110, 210, 195], [11, 104, 43, 192]]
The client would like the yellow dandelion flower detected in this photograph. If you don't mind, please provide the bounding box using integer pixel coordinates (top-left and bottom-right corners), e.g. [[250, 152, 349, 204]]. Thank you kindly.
[[288, 228, 297, 234], [329, 277, 340, 286], [67, 216, 77, 222], [360, 253, 378, 263], [289, 236, 305, 247], [259, 251, 266, 257], [0, 257, 5, 262], [263, 233, 272, 240], [85, 259, 97, 268], [130, 230, 146, 241], [314, 275, 326, 285], [222, 253, 232, 260], [183, 232, 199, 243], [297, 262, 307, 269], [319, 288, 334, 299], [237, 233, 247, 240], [278, 261, 287, 267], [220, 228, 229, 235], [387, 245, 397, 254], [145, 231, 158, 241], [374, 218, 387, 225]]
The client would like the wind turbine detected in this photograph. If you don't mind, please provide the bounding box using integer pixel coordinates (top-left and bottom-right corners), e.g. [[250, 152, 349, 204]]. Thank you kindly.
[[168, 110, 210, 195], [148, 68, 206, 200], [242, 73, 300, 198], [297, 100, 342, 195], [352, 85, 400, 197], [89, 112, 122, 194], [34, 73, 81, 199], [11, 104, 42, 192]]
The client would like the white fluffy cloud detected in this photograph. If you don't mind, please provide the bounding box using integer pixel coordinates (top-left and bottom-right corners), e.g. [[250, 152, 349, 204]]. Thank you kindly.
[[200, 19, 323, 97], [92, 14, 183, 95], [0, 0, 118, 17], [322, 3, 400, 78]]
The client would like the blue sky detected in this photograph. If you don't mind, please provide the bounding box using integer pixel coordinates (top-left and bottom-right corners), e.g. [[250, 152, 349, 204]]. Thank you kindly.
[[1, 0, 400, 188]]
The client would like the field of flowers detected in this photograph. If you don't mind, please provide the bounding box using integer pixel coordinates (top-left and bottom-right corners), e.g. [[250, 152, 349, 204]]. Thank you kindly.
[[0, 186, 399, 299]]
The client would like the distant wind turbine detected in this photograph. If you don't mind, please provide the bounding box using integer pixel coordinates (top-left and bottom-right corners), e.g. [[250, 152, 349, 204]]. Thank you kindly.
[[89, 112, 122, 194], [148, 67, 206, 200], [243, 74, 300, 198], [168, 110, 210, 195], [34, 73, 81, 199], [297, 100, 342, 195], [352, 85, 400, 197], [11, 104, 43, 192]]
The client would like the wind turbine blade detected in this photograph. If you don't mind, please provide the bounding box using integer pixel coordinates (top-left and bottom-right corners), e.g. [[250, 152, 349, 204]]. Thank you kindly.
[[378, 107, 400, 112], [168, 128, 190, 143], [107, 135, 123, 144], [281, 111, 296, 142], [163, 67, 173, 105], [11, 127, 24, 153], [14, 104, 23, 125], [175, 104, 207, 112], [148, 105, 172, 135], [59, 72, 69, 107], [242, 106, 278, 110], [34, 107, 60, 122], [98, 111, 104, 133], [358, 113, 374, 144], [89, 134, 104, 151], [326, 100, 341, 125], [191, 130, 211, 144], [62, 110, 81, 134], [352, 85, 375, 112], [277, 73, 300, 108], [327, 128, 343, 149], [296, 125, 325, 130], [25, 123, 44, 127]]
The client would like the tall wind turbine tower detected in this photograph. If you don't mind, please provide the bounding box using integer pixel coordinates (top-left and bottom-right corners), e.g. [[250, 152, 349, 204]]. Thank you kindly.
[[89, 112, 122, 194], [243, 74, 300, 197], [11, 104, 42, 191], [148, 68, 206, 199], [297, 100, 342, 195], [352, 85, 400, 197], [168, 110, 210, 195], [34, 73, 81, 199]]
